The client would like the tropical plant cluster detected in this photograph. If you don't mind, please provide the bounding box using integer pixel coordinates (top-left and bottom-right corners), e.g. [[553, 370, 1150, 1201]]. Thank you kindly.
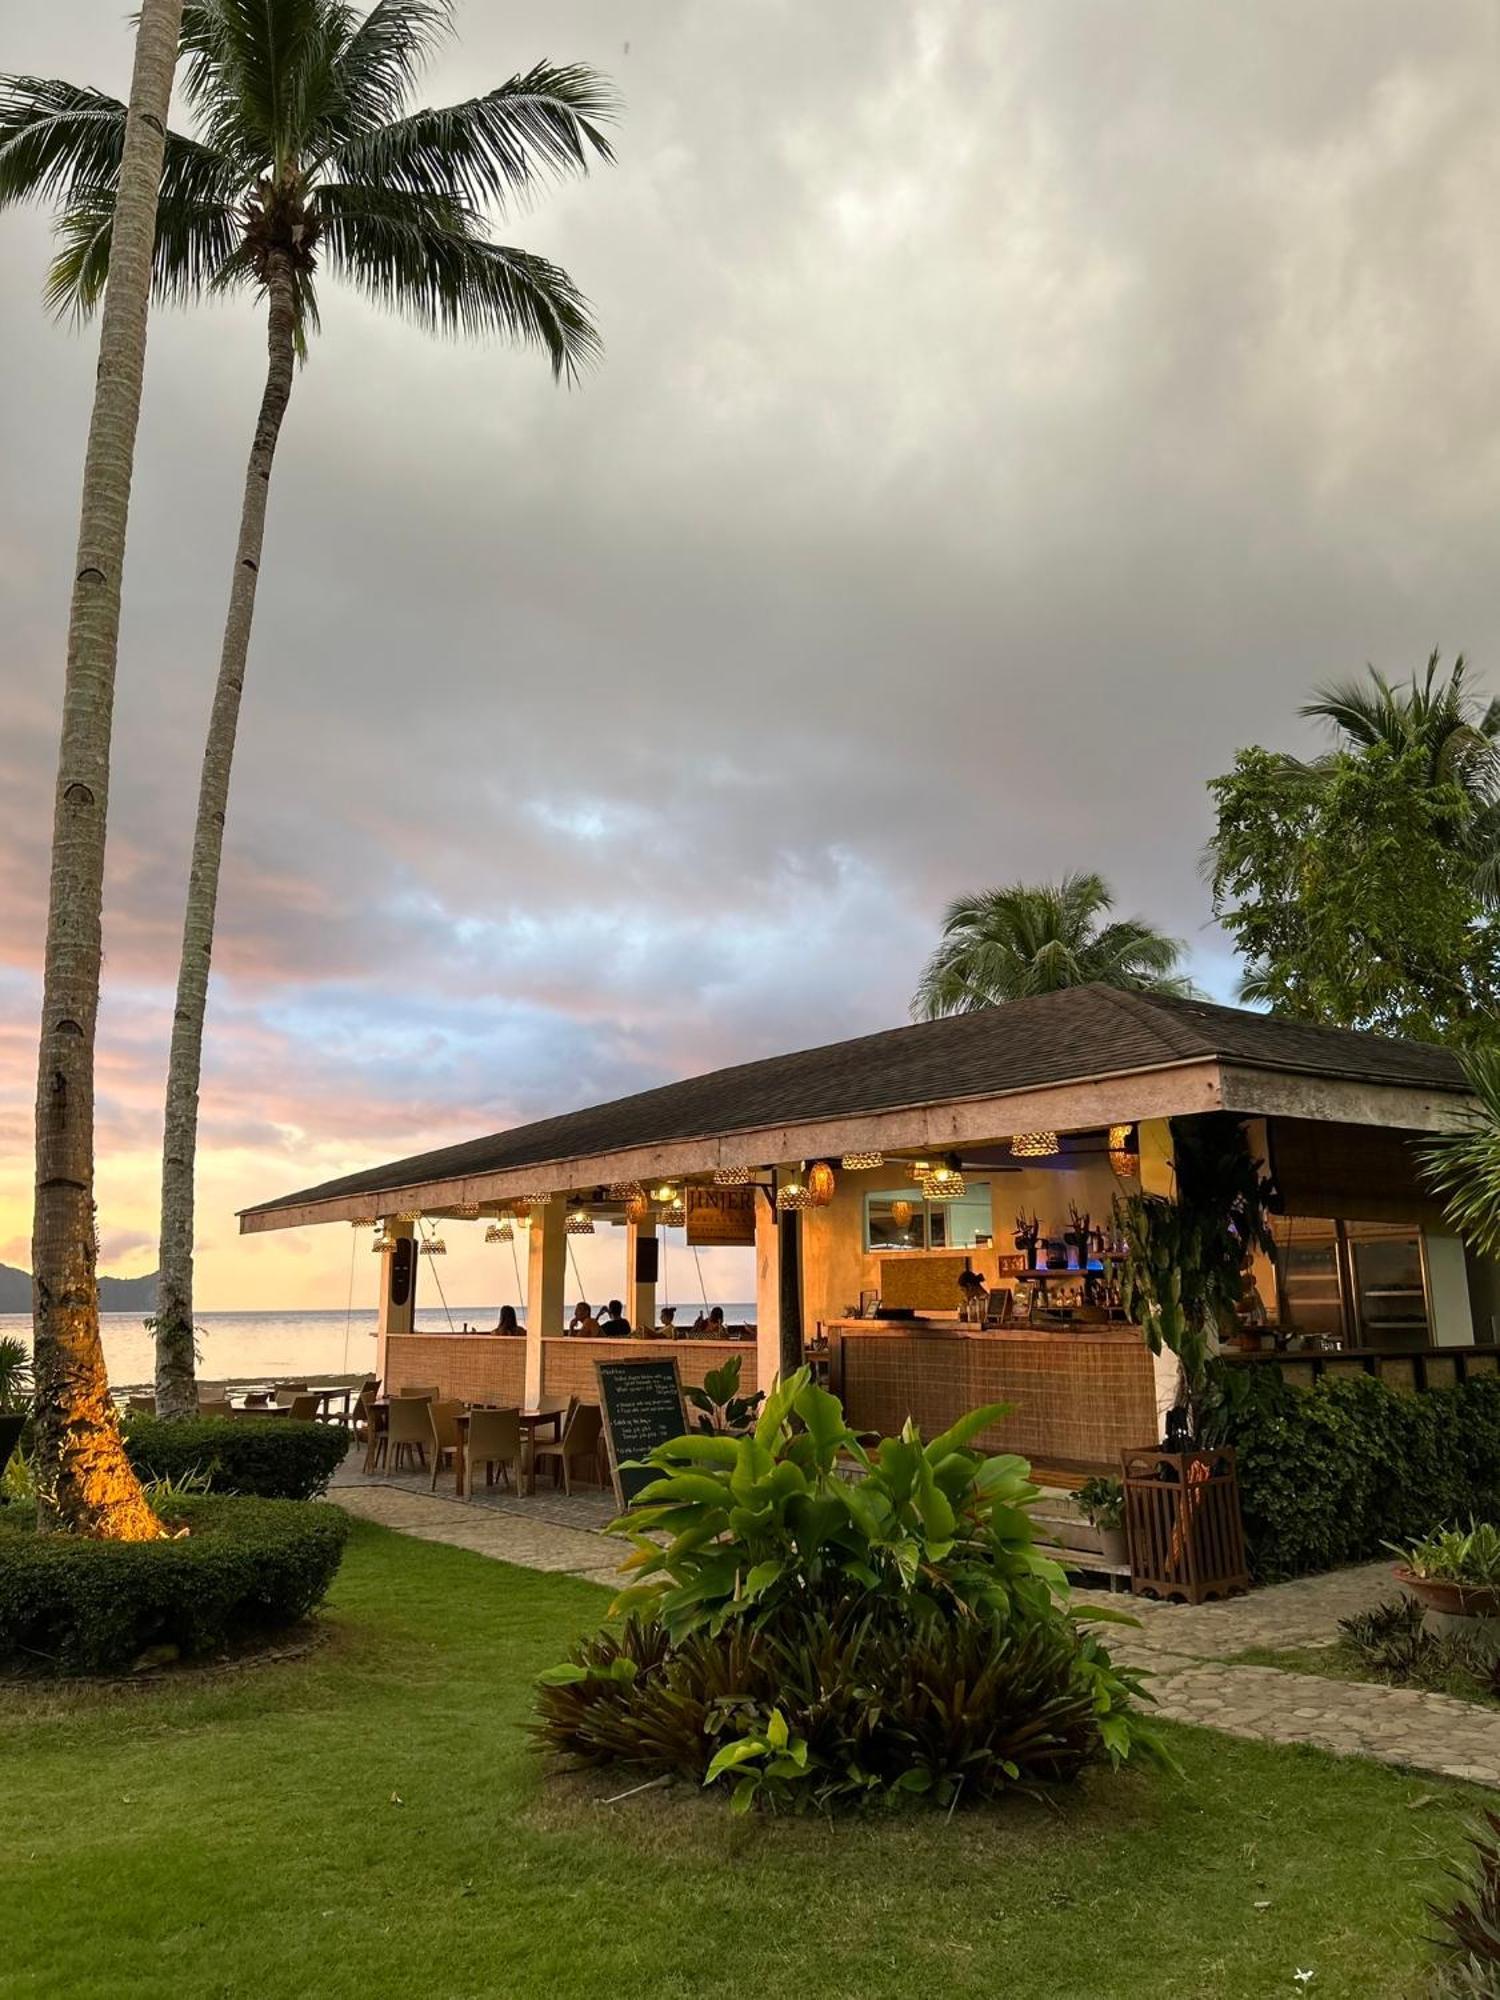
[[0, 1494, 348, 1673], [1432, 1810, 1500, 1998], [1116, 1114, 1275, 1430], [536, 1371, 1156, 1813], [1334, 1595, 1500, 1704], [1402, 1521, 1500, 1588], [121, 1413, 349, 1499], [1205, 1369, 1500, 1580]]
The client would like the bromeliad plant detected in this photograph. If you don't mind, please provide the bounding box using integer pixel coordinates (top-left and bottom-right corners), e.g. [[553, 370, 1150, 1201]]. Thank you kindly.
[[1398, 1521, 1500, 1588], [536, 1370, 1159, 1813]]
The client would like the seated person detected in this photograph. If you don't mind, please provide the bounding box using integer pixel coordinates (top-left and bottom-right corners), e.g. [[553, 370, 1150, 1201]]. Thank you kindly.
[[492, 1305, 521, 1336], [598, 1298, 631, 1338], [657, 1305, 679, 1338], [568, 1300, 600, 1337], [704, 1306, 726, 1334]]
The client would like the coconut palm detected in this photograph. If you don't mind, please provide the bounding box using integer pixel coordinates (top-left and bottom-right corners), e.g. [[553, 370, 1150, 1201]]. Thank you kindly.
[[1255, 652, 1500, 900], [912, 871, 1191, 1020], [0, 1, 614, 1418], [3, 1, 184, 1536]]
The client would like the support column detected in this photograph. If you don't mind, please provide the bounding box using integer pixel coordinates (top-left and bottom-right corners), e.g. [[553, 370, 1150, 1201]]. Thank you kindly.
[[627, 1217, 657, 1332], [1137, 1119, 1183, 1435], [755, 1189, 782, 1393], [375, 1221, 418, 1389], [525, 1203, 566, 1406]]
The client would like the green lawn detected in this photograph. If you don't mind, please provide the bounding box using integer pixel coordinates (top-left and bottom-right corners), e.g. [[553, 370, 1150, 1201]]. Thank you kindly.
[[0, 1518, 1488, 2000]]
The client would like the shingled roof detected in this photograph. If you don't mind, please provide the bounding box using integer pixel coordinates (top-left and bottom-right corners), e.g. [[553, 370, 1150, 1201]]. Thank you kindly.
[[241, 986, 1468, 1221]]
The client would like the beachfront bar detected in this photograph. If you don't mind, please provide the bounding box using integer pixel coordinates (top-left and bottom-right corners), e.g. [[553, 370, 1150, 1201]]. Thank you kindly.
[[239, 986, 1496, 1479]]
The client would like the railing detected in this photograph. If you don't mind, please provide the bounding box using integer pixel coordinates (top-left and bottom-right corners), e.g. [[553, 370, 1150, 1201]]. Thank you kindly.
[[1222, 1343, 1500, 1394]]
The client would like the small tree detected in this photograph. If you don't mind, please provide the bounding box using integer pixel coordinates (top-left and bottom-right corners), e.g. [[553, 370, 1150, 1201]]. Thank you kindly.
[[1116, 1115, 1274, 1439]]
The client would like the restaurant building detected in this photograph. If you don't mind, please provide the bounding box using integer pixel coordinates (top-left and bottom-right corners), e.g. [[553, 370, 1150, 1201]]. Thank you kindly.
[[238, 986, 1497, 1480]]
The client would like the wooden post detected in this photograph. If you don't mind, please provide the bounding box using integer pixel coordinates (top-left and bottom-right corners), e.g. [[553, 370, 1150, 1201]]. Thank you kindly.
[[627, 1215, 657, 1331], [526, 1204, 565, 1406], [755, 1189, 782, 1391], [375, 1221, 418, 1389]]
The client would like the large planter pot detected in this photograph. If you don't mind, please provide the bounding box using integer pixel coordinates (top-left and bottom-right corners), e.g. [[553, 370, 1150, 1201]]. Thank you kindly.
[[1393, 1566, 1500, 1622], [1098, 1524, 1129, 1568], [0, 1412, 25, 1481]]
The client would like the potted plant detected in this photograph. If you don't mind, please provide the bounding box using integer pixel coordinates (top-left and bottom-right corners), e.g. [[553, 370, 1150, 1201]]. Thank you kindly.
[[1075, 1475, 1129, 1567], [0, 1335, 34, 1481], [1393, 1522, 1500, 1641]]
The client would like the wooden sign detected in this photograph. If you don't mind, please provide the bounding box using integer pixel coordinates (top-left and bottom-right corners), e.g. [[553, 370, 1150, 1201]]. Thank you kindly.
[[685, 1184, 756, 1247], [595, 1356, 687, 1506]]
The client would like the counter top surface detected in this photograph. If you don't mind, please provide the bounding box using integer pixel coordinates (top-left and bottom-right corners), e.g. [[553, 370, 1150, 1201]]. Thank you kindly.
[[827, 1317, 1142, 1343]]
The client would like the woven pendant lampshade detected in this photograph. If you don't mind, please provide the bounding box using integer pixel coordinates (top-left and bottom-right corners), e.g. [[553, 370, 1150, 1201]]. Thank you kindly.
[[565, 1210, 595, 1236], [1108, 1124, 1140, 1178], [419, 1237, 446, 1256], [890, 1198, 914, 1230], [778, 1177, 814, 1212], [921, 1163, 966, 1201], [485, 1219, 514, 1244], [713, 1166, 752, 1187], [1010, 1131, 1060, 1160], [806, 1161, 836, 1206], [454, 1203, 480, 1220], [840, 1151, 883, 1170]]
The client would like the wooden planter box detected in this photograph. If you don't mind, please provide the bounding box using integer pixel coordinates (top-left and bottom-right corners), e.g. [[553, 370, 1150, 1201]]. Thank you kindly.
[[1121, 1445, 1249, 1604]]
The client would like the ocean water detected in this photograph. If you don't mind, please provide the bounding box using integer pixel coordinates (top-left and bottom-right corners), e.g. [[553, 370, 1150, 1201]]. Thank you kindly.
[[0, 1304, 759, 1389]]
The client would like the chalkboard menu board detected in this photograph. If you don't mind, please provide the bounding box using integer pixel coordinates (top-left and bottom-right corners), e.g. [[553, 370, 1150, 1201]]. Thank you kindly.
[[595, 1356, 687, 1506]]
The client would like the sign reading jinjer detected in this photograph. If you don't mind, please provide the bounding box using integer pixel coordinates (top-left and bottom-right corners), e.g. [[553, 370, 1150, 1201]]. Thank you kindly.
[[685, 1184, 756, 1246]]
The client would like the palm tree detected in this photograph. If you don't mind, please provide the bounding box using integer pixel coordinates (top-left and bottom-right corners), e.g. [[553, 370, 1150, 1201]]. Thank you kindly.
[[1294, 652, 1500, 899], [2, 2, 184, 1536], [911, 871, 1191, 1020], [0, 2, 614, 1419]]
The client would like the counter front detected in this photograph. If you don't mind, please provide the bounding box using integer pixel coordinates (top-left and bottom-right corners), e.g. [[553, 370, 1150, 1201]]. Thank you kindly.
[[382, 1331, 756, 1407], [827, 1319, 1156, 1474]]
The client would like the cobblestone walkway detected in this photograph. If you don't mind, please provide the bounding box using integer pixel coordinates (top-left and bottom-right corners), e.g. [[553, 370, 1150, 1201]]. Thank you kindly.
[[331, 1464, 1500, 1787]]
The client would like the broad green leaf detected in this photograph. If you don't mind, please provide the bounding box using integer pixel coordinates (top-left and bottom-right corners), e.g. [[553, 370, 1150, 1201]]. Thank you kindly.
[[924, 1402, 1012, 1462], [765, 1708, 789, 1750], [705, 1738, 767, 1783], [534, 1662, 590, 1685]]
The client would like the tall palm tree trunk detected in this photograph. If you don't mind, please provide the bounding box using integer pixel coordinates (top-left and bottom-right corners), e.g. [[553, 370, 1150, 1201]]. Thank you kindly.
[[32, 0, 183, 1536], [154, 253, 297, 1416]]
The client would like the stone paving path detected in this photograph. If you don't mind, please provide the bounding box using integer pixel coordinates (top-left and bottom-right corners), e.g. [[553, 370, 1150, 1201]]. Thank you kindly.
[[331, 1463, 1500, 1788]]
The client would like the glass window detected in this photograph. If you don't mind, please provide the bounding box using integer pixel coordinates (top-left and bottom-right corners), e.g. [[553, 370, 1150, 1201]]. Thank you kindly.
[[864, 1185, 991, 1251]]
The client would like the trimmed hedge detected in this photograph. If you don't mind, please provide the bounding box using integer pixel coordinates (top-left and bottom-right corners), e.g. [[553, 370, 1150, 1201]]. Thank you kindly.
[[0, 1494, 349, 1674], [1209, 1369, 1500, 1581], [123, 1414, 348, 1499]]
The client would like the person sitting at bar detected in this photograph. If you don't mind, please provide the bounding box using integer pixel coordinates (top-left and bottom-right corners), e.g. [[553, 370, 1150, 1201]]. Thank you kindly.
[[568, 1301, 600, 1337], [657, 1305, 679, 1337], [598, 1299, 631, 1338], [491, 1305, 520, 1335], [704, 1306, 726, 1334]]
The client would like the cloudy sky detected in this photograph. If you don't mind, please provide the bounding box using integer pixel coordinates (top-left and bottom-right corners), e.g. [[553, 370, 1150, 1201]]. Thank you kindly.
[[3, 0, 1500, 1310]]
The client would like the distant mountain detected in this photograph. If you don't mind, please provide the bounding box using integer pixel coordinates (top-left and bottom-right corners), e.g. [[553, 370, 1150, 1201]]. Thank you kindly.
[[0, 1263, 158, 1314]]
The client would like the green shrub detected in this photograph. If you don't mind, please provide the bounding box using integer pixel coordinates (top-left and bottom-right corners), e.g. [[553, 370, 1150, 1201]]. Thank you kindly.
[[1206, 1368, 1500, 1580], [122, 1414, 348, 1499], [0, 1495, 349, 1674], [536, 1370, 1157, 1812]]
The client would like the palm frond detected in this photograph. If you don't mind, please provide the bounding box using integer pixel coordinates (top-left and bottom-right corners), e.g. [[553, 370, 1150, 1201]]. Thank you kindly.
[[179, 0, 330, 169], [328, 61, 615, 205], [1420, 1044, 1500, 1256], [45, 181, 243, 316], [333, 0, 455, 136], [0, 77, 129, 207], [316, 180, 598, 373]]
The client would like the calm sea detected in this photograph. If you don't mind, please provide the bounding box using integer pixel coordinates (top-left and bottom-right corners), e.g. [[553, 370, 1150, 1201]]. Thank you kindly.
[[0, 1304, 758, 1389]]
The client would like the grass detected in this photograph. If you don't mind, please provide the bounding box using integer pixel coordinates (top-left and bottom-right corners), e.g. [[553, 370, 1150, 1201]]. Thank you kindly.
[[1235, 1636, 1500, 1706], [0, 1517, 1490, 2000]]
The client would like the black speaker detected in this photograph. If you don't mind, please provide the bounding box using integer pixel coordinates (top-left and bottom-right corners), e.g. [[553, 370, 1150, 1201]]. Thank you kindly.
[[390, 1236, 417, 1310], [634, 1235, 660, 1284]]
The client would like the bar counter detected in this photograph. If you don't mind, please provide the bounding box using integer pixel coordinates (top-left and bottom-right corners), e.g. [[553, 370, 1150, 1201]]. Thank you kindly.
[[383, 1331, 756, 1407], [826, 1317, 1156, 1474]]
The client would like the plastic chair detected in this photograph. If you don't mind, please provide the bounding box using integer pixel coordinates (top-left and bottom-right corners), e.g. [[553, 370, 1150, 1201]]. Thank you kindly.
[[397, 1384, 439, 1401], [532, 1402, 605, 1495], [426, 1399, 464, 1491], [198, 1399, 234, 1419], [464, 1407, 523, 1499], [272, 1383, 310, 1408], [362, 1398, 389, 1475], [386, 1396, 430, 1473], [286, 1394, 320, 1423]]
